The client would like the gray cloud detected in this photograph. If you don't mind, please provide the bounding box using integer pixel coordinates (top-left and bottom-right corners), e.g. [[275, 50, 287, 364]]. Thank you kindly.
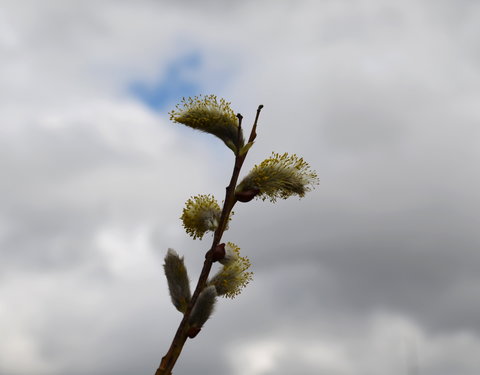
[[1, 0, 480, 374]]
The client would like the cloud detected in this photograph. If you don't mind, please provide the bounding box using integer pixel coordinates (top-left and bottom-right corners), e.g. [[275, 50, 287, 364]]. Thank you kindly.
[[225, 313, 480, 375], [128, 51, 203, 111], [1, 0, 480, 374]]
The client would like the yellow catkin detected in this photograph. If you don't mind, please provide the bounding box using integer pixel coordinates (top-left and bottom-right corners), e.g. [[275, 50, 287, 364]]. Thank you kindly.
[[181, 194, 222, 240], [169, 95, 243, 153], [209, 242, 253, 299], [236, 152, 319, 202]]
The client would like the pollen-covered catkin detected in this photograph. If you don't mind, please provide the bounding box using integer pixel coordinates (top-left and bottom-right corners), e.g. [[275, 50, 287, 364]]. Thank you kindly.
[[181, 194, 223, 240], [236, 152, 319, 202], [169, 95, 244, 153], [209, 243, 253, 299]]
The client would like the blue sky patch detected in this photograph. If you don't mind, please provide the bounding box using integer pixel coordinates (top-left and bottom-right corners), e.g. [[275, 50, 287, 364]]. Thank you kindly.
[[129, 51, 203, 111]]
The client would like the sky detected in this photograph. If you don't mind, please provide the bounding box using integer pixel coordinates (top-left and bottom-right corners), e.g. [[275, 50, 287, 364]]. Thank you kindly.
[[1, 0, 480, 374]]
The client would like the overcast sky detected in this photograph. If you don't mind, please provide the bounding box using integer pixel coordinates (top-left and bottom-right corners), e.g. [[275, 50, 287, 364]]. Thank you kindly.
[[1, 1, 480, 374]]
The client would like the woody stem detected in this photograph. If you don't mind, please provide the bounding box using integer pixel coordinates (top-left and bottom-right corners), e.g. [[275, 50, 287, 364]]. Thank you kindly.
[[154, 105, 263, 375]]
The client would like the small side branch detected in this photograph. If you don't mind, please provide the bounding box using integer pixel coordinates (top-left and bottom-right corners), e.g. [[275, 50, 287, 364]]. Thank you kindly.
[[248, 104, 264, 143]]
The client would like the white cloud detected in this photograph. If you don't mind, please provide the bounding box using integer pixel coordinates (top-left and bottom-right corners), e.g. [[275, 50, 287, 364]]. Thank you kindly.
[[1, 0, 480, 374]]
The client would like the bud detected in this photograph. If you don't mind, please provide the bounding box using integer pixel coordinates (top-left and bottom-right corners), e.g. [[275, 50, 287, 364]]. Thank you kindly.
[[187, 327, 201, 339], [163, 249, 191, 313], [235, 188, 260, 203], [189, 285, 217, 334], [205, 243, 226, 262]]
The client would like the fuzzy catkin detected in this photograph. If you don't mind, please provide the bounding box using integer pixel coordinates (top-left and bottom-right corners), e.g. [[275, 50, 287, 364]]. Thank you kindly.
[[189, 286, 217, 329], [163, 249, 191, 313]]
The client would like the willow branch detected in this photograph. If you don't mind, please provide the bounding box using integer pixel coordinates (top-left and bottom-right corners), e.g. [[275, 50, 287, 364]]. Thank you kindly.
[[155, 105, 263, 375]]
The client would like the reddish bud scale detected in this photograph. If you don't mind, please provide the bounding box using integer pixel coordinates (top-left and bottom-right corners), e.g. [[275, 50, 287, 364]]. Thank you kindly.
[[205, 243, 226, 262], [187, 326, 201, 339], [212, 243, 226, 262], [235, 189, 260, 203]]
